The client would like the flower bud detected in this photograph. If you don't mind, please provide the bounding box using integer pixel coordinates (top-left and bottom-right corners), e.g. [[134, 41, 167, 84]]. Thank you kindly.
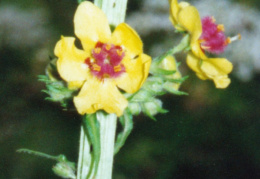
[[52, 162, 76, 179], [158, 55, 182, 90], [128, 102, 142, 115], [143, 99, 164, 116]]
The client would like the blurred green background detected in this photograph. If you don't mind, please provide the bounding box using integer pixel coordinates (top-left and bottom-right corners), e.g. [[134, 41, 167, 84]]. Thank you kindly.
[[0, 0, 259, 178]]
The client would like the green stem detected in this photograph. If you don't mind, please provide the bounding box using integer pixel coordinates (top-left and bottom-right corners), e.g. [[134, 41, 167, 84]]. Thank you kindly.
[[94, 0, 128, 27], [77, 113, 117, 179], [76, 0, 128, 178], [153, 34, 190, 63], [96, 112, 117, 178], [76, 127, 91, 179]]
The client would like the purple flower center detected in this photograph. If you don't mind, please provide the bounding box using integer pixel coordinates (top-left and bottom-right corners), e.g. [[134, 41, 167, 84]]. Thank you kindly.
[[84, 41, 126, 79], [200, 16, 228, 54]]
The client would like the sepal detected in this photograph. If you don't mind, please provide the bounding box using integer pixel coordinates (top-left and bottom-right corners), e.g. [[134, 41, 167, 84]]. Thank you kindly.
[[141, 98, 168, 121], [163, 82, 188, 95]]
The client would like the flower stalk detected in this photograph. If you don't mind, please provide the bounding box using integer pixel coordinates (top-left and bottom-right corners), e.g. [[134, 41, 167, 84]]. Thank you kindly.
[[94, 0, 128, 27], [96, 112, 117, 178], [76, 0, 128, 178]]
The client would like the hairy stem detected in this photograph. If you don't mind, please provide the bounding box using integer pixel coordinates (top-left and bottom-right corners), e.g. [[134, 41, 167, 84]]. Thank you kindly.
[[76, 0, 128, 178]]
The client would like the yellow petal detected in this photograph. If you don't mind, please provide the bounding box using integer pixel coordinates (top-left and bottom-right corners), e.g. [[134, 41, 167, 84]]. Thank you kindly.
[[116, 54, 151, 94], [111, 23, 143, 59], [213, 76, 231, 88], [201, 58, 233, 77], [177, 5, 202, 40], [179, 1, 190, 8], [74, 1, 111, 52], [54, 36, 89, 82], [169, 0, 190, 31], [190, 40, 207, 60], [187, 54, 232, 88], [201, 58, 232, 88], [169, 0, 180, 27], [170, 1, 207, 62], [186, 53, 207, 80], [74, 78, 128, 117], [68, 81, 84, 90]]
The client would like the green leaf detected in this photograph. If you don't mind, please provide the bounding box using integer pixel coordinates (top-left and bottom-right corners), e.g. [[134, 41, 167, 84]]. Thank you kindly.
[[163, 83, 189, 95], [157, 107, 169, 114], [164, 75, 189, 83], [151, 68, 177, 76], [82, 114, 101, 178], [17, 148, 60, 161], [141, 103, 157, 121], [114, 108, 133, 155], [38, 75, 49, 83], [128, 89, 154, 103]]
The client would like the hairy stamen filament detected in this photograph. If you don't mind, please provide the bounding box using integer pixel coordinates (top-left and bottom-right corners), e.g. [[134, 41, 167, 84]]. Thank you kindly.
[[226, 34, 241, 44]]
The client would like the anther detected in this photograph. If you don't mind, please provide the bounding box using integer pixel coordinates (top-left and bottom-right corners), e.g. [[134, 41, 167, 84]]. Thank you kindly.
[[103, 73, 110, 78], [116, 49, 123, 56], [92, 64, 101, 71], [94, 47, 101, 54], [201, 45, 210, 50], [105, 44, 111, 50], [211, 16, 216, 22], [226, 33, 241, 44], [217, 24, 225, 32], [114, 65, 121, 72]]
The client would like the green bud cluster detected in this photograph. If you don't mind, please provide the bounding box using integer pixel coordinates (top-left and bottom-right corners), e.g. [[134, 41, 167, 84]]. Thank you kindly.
[[126, 54, 188, 120], [38, 58, 76, 109]]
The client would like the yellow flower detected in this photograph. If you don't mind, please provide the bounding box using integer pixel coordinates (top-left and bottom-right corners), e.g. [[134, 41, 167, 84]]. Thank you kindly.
[[54, 2, 151, 116], [169, 0, 233, 88]]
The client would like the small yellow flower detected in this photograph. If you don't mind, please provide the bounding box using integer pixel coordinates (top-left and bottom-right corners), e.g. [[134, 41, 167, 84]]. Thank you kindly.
[[54, 2, 151, 116], [169, 0, 233, 88]]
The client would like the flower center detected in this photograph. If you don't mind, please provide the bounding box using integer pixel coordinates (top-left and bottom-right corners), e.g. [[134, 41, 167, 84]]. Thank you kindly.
[[84, 41, 126, 79], [199, 16, 241, 55], [199, 16, 227, 54]]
